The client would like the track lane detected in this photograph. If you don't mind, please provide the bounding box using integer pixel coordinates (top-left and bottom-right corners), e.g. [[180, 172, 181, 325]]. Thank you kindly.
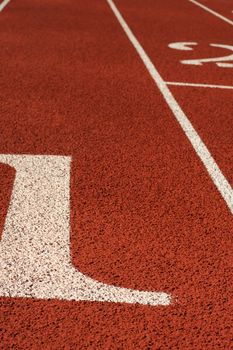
[[107, 0, 233, 214], [0, 0, 233, 348]]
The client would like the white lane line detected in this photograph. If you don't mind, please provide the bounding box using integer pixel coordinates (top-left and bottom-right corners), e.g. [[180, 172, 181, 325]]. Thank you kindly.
[[106, 0, 233, 214], [0, 0, 11, 12], [188, 0, 233, 26], [166, 81, 233, 90]]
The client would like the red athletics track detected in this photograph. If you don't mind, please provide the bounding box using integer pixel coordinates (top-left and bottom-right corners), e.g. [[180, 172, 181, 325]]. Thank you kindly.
[[0, 0, 233, 349], [190, 0, 233, 22]]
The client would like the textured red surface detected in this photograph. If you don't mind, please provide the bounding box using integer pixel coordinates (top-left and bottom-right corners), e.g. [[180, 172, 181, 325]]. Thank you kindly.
[[0, 0, 233, 348], [197, 0, 233, 19]]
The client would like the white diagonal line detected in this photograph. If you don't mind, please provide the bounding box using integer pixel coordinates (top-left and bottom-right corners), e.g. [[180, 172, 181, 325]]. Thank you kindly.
[[166, 81, 233, 90], [0, 0, 11, 12], [106, 0, 233, 214], [188, 0, 233, 26]]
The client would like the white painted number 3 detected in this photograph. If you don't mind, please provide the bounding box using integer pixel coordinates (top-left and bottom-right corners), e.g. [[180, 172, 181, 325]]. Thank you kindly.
[[0, 154, 171, 306], [169, 42, 233, 68]]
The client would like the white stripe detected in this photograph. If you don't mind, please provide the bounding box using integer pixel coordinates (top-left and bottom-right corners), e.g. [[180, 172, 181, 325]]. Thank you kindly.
[[188, 0, 233, 26], [0, 0, 11, 12], [106, 0, 233, 214], [166, 81, 233, 90]]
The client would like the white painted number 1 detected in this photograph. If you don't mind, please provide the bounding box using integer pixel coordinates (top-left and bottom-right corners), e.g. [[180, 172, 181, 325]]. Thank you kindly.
[[0, 154, 170, 306]]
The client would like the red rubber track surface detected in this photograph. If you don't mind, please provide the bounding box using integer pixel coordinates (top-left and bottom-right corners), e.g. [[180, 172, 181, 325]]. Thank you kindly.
[[196, 0, 233, 20], [0, 0, 233, 349]]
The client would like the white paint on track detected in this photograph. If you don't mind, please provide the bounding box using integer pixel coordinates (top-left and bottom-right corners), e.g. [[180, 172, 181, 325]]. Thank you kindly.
[[168, 42, 197, 51], [188, 0, 233, 26], [181, 43, 233, 67], [0, 154, 171, 306], [106, 0, 233, 214], [0, 0, 11, 12], [166, 81, 233, 90]]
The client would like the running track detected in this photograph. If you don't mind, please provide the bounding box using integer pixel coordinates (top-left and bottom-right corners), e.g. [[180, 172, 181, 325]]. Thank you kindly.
[[0, 0, 233, 348]]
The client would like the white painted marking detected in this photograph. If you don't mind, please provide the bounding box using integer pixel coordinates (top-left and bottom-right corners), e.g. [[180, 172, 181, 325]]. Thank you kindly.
[[166, 81, 233, 90], [181, 43, 233, 67], [217, 62, 233, 68], [188, 0, 233, 26], [0, 154, 170, 306], [0, 0, 11, 12], [106, 0, 233, 213], [168, 42, 197, 51]]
